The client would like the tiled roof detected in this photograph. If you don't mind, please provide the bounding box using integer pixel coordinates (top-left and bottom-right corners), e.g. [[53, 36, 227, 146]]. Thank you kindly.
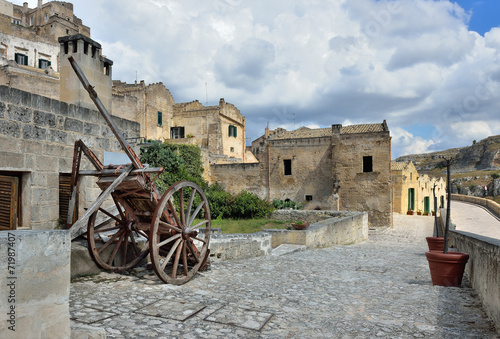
[[341, 123, 385, 134], [391, 161, 412, 171], [267, 123, 386, 140]]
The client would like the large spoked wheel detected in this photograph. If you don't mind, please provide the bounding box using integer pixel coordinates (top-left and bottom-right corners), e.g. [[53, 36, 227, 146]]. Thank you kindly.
[[87, 195, 149, 272], [150, 181, 211, 285]]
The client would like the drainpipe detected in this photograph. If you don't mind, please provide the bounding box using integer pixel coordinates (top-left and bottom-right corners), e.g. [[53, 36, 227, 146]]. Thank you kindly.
[[144, 90, 148, 139]]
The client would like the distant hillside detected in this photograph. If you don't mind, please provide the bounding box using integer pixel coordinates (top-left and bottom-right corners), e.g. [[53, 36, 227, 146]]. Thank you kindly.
[[396, 135, 500, 174]]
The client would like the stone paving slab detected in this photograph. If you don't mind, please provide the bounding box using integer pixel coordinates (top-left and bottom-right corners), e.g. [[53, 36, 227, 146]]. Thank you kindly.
[[70, 214, 500, 338]]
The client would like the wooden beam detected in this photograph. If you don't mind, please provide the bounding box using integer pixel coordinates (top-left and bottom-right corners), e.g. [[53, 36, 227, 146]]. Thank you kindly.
[[69, 164, 134, 240], [78, 167, 164, 176]]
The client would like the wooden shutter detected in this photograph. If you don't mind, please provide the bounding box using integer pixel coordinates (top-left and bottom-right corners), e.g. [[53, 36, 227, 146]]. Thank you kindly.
[[59, 174, 78, 227], [0, 175, 19, 230]]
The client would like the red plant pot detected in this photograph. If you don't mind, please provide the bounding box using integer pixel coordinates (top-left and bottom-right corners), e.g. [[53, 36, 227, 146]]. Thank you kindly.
[[425, 251, 469, 287], [426, 237, 445, 251], [291, 222, 310, 230]]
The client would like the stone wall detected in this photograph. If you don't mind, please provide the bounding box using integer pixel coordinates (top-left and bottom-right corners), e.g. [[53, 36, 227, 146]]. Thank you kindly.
[[209, 232, 272, 261], [449, 230, 500, 332], [336, 131, 391, 227], [0, 230, 70, 338], [267, 210, 368, 248], [209, 162, 264, 196], [0, 85, 140, 229]]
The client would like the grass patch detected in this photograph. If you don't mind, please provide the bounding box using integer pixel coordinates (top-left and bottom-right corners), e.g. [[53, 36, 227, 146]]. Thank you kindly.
[[209, 218, 294, 234]]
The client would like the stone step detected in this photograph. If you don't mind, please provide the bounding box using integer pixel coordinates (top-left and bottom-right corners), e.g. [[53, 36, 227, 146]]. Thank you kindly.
[[271, 244, 306, 256]]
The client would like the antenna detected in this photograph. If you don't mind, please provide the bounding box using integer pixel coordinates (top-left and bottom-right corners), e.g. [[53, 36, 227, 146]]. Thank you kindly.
[[205, 82, 208, 105]]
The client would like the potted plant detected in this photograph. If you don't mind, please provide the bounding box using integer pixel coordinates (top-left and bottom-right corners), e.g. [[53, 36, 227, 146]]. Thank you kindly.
[[407, 209, 414, 215], [291, 221, 310, 230], [417, 210, 422, 215], [425, 158, 469, 287], [431, 210, 435, 216]]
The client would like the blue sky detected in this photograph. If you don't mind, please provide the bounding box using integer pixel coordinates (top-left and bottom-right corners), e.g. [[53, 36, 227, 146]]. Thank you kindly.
[[16, 1, 500, 158]]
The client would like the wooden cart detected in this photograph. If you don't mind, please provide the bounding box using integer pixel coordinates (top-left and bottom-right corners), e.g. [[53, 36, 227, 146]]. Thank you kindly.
[[67, 57, 210, 285]]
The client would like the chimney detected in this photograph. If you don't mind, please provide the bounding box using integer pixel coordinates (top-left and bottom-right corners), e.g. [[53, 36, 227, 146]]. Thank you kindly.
[[58, 34, 114, 113]]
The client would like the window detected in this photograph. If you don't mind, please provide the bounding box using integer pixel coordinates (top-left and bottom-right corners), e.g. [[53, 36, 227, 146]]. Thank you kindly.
[[157, 111, 162, 126], [29, 16, 33, 26], [284, 159, 292, 176], [13, 19, 21, 25], [228, 125, 237, 137], [230, 147, 234, 152], [38, 58, 51, 69], [170, 127, 185, 139], [15, 53, 28, 66], [363, 156, 373, 173], [44, 13, 48, 22], [305, 195, 313, 201]]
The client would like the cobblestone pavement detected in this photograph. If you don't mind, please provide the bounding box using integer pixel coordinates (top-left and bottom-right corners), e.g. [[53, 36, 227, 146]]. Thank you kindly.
[[70, 214, 500, 338]]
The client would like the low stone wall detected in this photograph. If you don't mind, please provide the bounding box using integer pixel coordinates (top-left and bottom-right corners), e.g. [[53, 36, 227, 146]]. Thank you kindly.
[[451, 194, 500, 219], [0, 230, 70, 338], [209, 232, 272, 261], [266, 210, 368, 248], [449, 230, 500, 333]]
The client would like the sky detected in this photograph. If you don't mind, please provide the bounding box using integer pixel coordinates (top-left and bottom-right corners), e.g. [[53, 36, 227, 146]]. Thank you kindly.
[[16, 0, 500, 158]]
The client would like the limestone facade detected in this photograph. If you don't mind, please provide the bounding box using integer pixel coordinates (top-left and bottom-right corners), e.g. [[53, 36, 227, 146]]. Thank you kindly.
[[391, 161, 447, 215], [0, 33, 139, 231], [212, 121, 392, 227]]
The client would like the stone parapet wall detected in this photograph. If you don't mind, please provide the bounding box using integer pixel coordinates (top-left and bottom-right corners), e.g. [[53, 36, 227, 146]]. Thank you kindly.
[[209, 232, 272, 261], [451, 194, 500, 219], [267, 210, 368, 248], [0, 230, 70, 338], [449, 230, 500, 332]]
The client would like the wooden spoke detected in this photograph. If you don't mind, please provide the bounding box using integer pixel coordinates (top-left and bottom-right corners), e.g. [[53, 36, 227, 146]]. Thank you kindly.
[[112, 195, 125, 220], [107, 231, 125, 266], [182, 243, 188, 276], [185, 188, 196, 226], [191, 219, 209, 230], [98, 207, 121, 223], [150, 181, 211, 285], [159, 220, 181, 233], [97, 229, 124, 254], [157, 233, 181, 248], [193, 236, 207, 244], [179, 187, 185, 225], [172, 242, 183, 279], [167, 199, 182, 229], [187, 200, 205, 228], [87, 195, 149, 272], [161, 238, 182, 271], [186, 240, 200, 263], [93, 225, 122, 234]]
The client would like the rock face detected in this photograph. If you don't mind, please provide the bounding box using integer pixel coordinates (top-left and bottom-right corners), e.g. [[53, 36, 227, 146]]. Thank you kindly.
[[396, 135, 500, 174]]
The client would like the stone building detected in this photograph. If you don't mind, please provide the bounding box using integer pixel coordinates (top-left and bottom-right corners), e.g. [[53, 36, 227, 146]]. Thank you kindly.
[[212, 121, 392, 227], [391, 161, 447, 215], [0, 0, 89, 99], [0, 34, 139, 231], [112, 80, 254, 165]]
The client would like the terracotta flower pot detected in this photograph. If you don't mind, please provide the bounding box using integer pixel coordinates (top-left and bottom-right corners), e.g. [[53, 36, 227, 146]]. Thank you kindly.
[[425, 251, 469, 287], [426, 237, 445, 251], [291, 222, 310, 230]]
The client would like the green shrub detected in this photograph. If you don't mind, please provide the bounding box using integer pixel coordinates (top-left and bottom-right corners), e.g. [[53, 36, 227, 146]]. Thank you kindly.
[[272, 199, 302, 210], [492, 173, 500, 179], [230, 191, 274, 219], [205, 183, 231, 219]]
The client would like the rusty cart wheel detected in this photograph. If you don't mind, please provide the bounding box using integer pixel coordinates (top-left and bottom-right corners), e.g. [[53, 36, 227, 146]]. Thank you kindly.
[[150, 181, 211, 285], [87, 195, 149, 272]]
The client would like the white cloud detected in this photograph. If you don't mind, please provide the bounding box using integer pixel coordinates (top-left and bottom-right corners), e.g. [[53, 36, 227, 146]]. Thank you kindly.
[[11, 0, 500, 157]]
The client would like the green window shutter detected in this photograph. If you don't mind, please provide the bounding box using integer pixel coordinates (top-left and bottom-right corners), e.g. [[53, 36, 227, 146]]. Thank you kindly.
[[157, 111, 162, 126], [228, 125, 232, 137], [234, 126, 237, 137]]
